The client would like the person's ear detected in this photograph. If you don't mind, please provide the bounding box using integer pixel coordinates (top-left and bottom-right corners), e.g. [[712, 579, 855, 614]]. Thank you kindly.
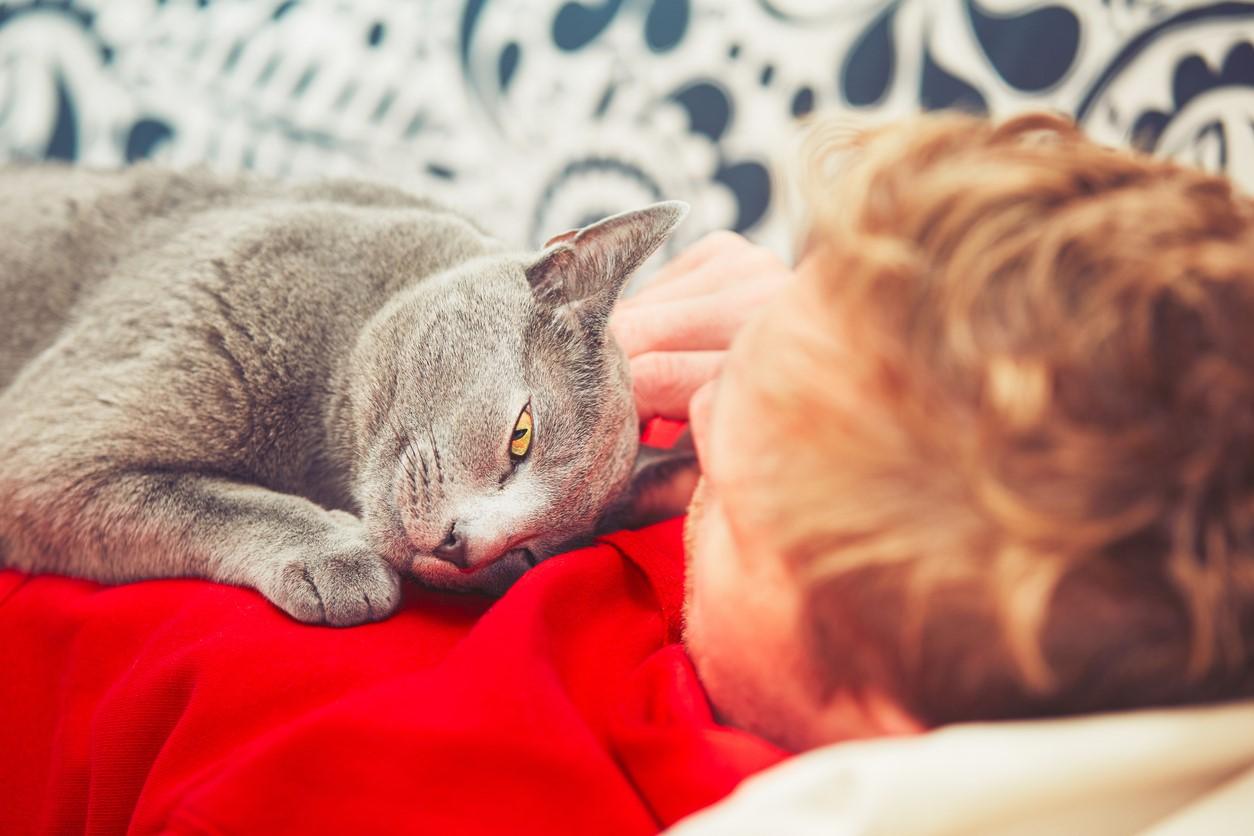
[[526, 201, 688, 333]]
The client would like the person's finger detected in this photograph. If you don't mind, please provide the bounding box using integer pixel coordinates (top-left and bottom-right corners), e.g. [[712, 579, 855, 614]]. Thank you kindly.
[[611, 281, 776, 357], [623, 248, 789, 309], [631, 350, 726, 423], [630, 230, 754, 295], [612, 297, 730, 358]]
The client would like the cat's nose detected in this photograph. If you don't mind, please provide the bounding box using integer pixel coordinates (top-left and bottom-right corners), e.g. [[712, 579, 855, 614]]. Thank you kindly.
[[432, 525, 469, 569]]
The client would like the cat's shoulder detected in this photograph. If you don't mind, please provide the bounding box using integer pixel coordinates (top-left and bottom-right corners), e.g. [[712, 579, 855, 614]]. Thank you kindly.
[[286, 177, 444, 212], [0, 162, 465, 221]]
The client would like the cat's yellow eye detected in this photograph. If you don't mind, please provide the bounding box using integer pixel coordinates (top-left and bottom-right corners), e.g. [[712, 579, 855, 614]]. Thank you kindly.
[[510, 405, 533, 461]]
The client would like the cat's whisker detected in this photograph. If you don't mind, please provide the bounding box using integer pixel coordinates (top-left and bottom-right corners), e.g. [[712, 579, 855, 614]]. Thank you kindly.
[[426, 425, 444, 485]]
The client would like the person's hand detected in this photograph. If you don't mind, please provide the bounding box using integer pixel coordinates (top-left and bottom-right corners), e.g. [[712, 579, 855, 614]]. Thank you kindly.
[[610, 231, 792, 424]]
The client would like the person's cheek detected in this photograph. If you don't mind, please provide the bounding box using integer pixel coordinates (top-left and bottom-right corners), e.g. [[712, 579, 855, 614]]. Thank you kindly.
[[688, 379, 716, 470], [681, 479, 705, 643], [685, 482, 734, 621], [682, 478, 721, 635], [682, 476, 704, 570]]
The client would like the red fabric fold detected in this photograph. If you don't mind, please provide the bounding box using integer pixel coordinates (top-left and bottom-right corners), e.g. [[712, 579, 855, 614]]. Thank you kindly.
[[0, 518, 786, 835]]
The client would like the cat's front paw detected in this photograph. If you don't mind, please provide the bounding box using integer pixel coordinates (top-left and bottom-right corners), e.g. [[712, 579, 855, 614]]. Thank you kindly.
[[266, 529, 402, 626]]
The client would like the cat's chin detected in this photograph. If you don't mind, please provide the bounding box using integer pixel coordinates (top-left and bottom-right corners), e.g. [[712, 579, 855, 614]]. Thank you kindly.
[[409, 549, 535, 597]]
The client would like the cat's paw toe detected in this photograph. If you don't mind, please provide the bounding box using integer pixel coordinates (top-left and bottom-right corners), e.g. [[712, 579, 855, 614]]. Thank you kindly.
[[274, 552, 401, 627]]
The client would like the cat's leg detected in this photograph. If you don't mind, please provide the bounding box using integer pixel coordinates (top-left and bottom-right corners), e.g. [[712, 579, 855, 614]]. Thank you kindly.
[[1, 469, 401, 626]]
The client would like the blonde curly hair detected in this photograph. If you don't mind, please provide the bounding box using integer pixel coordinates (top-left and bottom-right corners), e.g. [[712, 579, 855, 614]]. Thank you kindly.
[[747, 111, 1254, 724]]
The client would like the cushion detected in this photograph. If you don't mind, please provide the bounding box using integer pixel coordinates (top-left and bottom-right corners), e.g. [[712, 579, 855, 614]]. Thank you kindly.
[[0, 519, 785, 835]]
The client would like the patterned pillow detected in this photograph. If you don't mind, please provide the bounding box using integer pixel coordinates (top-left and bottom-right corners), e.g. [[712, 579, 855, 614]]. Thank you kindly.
[[1, 0, 1251, 265]]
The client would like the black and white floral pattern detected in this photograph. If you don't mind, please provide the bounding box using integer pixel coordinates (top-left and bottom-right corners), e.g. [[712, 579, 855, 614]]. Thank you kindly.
[[2, 0, 1252, 262]]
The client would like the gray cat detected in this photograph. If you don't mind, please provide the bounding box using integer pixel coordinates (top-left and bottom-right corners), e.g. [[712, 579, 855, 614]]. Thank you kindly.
[[0, 164, 688, 625]]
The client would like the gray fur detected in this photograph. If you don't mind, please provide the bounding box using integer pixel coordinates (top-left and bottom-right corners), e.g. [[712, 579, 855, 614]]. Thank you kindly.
[[0, 163, 686, 625]]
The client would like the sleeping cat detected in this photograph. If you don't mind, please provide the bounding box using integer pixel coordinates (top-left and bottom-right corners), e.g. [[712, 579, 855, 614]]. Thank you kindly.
[[0, 164, 687, 625]]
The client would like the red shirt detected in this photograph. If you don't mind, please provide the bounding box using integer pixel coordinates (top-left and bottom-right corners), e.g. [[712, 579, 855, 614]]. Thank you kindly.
[[0, 518, 786, 835]]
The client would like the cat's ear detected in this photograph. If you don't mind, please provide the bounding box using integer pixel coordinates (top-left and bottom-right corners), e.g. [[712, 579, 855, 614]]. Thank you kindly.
[[526, 201, 688, 331]]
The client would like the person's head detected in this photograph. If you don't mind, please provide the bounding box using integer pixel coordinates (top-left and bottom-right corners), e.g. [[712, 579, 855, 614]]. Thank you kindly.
[[683, 111, 1254, 751]]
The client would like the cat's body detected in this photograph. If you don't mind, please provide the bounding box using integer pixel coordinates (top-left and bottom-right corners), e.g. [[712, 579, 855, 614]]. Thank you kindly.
[[0, 164, 685, 624]]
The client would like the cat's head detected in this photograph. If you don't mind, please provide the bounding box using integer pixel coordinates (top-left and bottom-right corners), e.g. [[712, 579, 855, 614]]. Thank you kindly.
[[347, 201, 687, 594]]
